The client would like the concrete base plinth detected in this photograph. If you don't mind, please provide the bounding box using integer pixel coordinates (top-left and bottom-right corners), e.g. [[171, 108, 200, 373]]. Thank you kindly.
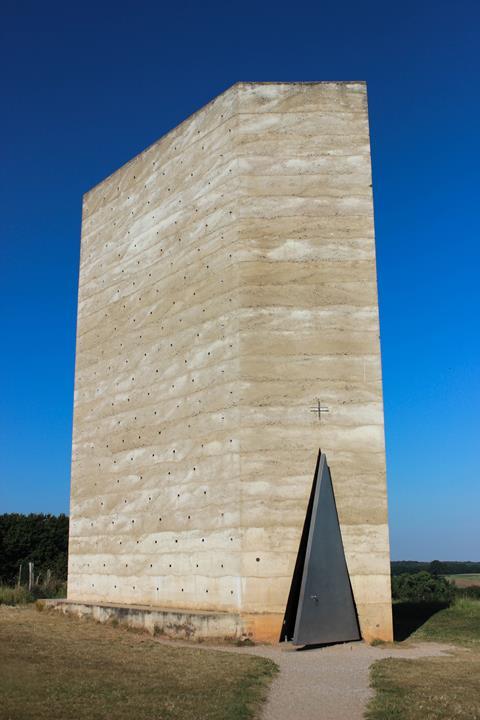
[[42, 599, 283, 643]]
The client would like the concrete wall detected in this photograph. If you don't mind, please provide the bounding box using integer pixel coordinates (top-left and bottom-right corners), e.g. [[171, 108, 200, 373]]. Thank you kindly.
[[69, 87, 243, 613], [234, 83, 391, 641], [69, 81, 392, 642]]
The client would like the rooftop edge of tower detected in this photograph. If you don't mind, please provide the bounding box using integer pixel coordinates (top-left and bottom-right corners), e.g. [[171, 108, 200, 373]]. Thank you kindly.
[[82, 81, 367, 201]]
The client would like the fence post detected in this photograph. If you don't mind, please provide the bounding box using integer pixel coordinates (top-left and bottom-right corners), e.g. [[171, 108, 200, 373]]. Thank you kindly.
[[28, 562, 34, 591], [17, 563, 23, 588]]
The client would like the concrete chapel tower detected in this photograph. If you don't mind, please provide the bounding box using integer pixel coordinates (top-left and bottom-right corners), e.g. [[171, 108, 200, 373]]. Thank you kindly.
[[68, 82, 393, 643]]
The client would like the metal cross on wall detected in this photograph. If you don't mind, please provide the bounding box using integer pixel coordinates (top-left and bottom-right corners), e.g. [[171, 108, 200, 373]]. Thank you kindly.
[[310, 399, 329, 421]]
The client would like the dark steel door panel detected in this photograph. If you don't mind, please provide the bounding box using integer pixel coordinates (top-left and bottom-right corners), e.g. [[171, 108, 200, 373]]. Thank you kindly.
[[281, 450, 361, 646]]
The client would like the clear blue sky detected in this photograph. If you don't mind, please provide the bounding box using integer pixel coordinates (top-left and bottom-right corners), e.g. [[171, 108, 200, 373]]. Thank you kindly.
[[1, 0, 478, 560]]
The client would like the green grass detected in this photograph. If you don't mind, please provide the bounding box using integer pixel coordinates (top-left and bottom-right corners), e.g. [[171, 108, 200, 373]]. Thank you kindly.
[[366, 600, 480, 720], [412, 599, 480, 647], [0, 605, 277, 720], [0, 584, 33, 605], [0, 582, 67, 605], [392, 601, 450, 642]]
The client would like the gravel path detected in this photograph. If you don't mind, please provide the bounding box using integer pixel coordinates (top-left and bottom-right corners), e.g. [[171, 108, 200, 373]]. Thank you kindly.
[[158, 637, 453, 720], [240, 640, 453, 720]]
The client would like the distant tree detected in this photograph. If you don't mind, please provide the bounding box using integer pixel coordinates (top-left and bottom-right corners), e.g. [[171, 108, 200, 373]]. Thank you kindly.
[[429, 560, 447, 576], [391, 572, 455, 604], [391, 561, 430, 576], [0, 514, 69, 585], [391, 560, 480, 577]]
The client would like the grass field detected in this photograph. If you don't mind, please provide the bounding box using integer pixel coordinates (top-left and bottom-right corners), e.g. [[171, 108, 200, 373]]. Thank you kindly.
[[0, 605, 277, 720], [446, 573, 480, 587], [0, 585, 33, 605], [366, 600, 480, 720]]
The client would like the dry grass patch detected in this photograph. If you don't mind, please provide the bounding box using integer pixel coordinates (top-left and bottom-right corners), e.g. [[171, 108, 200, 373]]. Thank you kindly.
[[366, 653, 480, 720], [0, 605, 277, 720]]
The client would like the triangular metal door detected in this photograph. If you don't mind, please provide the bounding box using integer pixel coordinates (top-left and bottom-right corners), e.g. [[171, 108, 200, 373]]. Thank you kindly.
[[281, 451, 361, 645]]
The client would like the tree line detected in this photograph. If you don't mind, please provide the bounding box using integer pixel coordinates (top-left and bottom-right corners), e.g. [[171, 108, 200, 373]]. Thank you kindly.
[[0, 514, 69, 585], [391, 560, 480, 576]]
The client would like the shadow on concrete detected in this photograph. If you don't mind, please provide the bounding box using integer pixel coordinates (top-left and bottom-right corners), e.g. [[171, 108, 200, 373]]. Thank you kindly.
[[392, 601, 449, 641], [295, 639, 362, 651]]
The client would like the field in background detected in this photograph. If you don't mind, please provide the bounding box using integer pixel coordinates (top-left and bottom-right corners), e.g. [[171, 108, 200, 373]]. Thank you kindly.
[[446, 573, 480, 587], [0, 605, 277, 720], [367, 600, 480, 719]]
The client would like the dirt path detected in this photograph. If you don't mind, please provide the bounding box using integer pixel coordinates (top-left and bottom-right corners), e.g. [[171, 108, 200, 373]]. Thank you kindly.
[[159, 638, 453, 720]]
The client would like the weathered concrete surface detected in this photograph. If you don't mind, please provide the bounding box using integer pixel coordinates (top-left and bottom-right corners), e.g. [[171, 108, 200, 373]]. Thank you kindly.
[[69, 81, 392, 642], [44, 599, 245, 640]]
